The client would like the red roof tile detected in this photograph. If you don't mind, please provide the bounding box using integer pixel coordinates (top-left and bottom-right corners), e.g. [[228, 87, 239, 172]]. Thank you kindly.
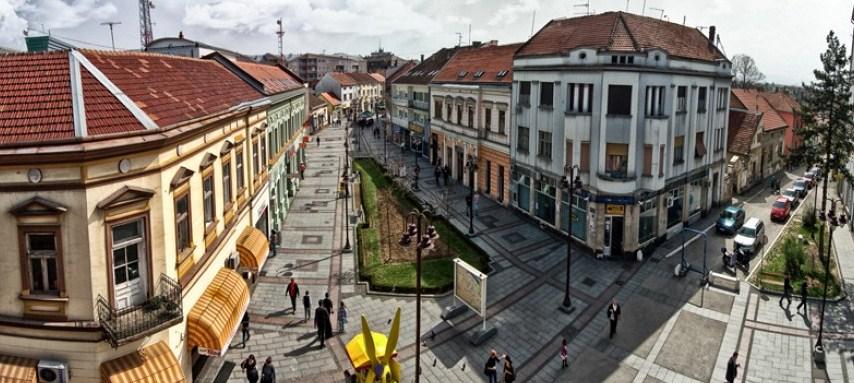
[[516, 12, 726, 62], [760, 91, 799, 114], [320, 92, 341, 106], [309, 94, 326, 109], [81, 67, 145, 136], [83, 50, 262, 128], [728, 110, 760, 156], [433, 43, 522, 84], [369, 73, 385, 83], [731, 88, 788, 131], [394, 47, 469, 85], [329, 72, 357, 86], [232, 60, 302, 95]]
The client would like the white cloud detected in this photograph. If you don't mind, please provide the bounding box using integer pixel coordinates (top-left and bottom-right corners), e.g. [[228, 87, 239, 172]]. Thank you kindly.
[[0, 0, 28, 49], [446, 15, 472, 25], [17, 0, 117, 29], [488, 0, 539, 26]]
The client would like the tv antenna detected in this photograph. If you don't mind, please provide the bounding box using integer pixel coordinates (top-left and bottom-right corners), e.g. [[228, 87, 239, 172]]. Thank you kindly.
[[456, 32, 462, 47], [276, 18, 285, 65], [574, 1, 590, 15], [642, 0, 647, 15], [649, 7, 665, 20], [100, 21, 121, 50]]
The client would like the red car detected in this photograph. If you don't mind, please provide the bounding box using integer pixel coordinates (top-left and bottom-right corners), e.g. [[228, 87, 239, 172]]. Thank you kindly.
[[770, 197, 791, 222]]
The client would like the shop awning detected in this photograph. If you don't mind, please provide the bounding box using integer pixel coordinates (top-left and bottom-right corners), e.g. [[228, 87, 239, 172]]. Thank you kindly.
[[0, 354, 36, 383], [100, 341, 185, 383], [187, 268, 250, 356], [236, 226, 269, 271]]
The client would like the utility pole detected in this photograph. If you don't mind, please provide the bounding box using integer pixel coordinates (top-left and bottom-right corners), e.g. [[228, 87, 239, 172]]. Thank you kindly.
[[100, 21, 121, 50], [276, 18, 285, 66], [468, 24, 472, 45], [530, 10, 536, 37], [625, 0, 630, 11], [642, 0, 647, 15], [138, 0, 154, 48]]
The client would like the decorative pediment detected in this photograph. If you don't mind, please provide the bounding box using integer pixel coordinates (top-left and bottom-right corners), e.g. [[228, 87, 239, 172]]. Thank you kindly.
[[10, 196, 68, 217], [96, 186, 155, 211], [170, 167, 194, 190], [199, 153, 218, 170], [220, 140, 234, 155]]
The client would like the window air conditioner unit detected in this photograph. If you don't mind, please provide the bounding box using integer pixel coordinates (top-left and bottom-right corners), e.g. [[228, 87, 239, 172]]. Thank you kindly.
[[666, 196, 675, 208], [38, 359, 69, 383]]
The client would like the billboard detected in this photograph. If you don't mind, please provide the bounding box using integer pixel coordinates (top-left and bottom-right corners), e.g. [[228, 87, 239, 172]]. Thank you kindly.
[[453, 258, 487, 316]]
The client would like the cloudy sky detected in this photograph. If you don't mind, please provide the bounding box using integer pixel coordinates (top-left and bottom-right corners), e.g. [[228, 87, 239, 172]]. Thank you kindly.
[[0, 0, 851, 85]]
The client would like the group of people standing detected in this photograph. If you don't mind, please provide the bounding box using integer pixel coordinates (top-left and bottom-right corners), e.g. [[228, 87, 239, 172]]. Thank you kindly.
[[239, 355, 276, 383], [284, 279, 347, 347]]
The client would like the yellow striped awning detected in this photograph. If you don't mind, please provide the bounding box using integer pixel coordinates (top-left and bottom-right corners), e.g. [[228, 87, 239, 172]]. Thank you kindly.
[[0, 354, 36, 383], [236, 226, 269, 271], [100, 341, 185, 383], [187, 268, 250, 356]]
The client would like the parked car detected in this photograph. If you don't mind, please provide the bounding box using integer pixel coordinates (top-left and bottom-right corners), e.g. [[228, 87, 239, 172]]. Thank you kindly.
[[734, 217, 767, 255], [716, 205, 746, 235], [770, 197, 792, 222], [781, 187, 800, 207], [803, 171, 816, 188], [792, 179, 808, 198]]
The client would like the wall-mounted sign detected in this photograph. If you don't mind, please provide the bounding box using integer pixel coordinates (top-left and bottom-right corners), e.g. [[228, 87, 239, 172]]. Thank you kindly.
[[605, 204, 625, 216]]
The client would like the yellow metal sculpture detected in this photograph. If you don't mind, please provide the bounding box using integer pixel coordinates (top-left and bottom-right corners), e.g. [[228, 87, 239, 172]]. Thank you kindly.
[[345, 307, 402, 383]]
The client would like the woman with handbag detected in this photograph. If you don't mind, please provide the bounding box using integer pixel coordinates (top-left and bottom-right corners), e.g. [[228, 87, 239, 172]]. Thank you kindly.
[[503, 354, 515, 383]]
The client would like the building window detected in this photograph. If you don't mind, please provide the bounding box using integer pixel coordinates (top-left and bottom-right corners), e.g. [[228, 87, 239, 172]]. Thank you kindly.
[[560, 192, 587, 240], [236, 148, 245, 191], [673, 136, 685, 164], [485, 161, 492, 194], [434, 101, 442, 119], [643, 144, 653, 176], [666, 188, 683, 228], [645, 86, 665, 116], [111, 218, 146, 292], [698, 87, 707, 113], [677, 86, 687, 113], [484, 108, 492, 131], [517, 126, 530, 153], [519, 81, 531, 106], [715, 128, 724, 151], [607, 85, 632, 115], [498, 110, 506, 135], [580, 142, 590, 171], [261, 135, 268, 164], [538, 131, 552, 160], [498, 165, 505, 202], [695, 132, 707, 158], [22, 229, 61, 295], [639, 198, 657, 243], [659, 145, 665, 176], [174, 192, 192, 256], [605, 143, 628, 178], [567, 83, 593, 113], [717, 88, 729, 110], [540, 82, 554, 107], [203, 173, 216, 228], [565, 140, 573, 167], [222, 160, 232, 206], [252, 139, 260, 178], [456, 104, 462, 125], [467, 105, 474, 128]]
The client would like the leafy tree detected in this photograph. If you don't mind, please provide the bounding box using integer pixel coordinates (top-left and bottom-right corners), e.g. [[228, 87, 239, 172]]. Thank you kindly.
[[732, 54, 766, 88], [781, 237, 806, 279]]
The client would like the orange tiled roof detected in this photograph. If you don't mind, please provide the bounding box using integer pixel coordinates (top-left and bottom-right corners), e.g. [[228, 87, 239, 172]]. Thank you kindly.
[[320, 92, 341, 106], [728, 110, 760, 156], [0, 51, 145, 145], [369, 73, 385, 83], [83, 50, 262, 128], [232, 60, 302, 95], [329, 72, 357, 86], [433, 43, 522, 84], [761, 91, 799, 114], [395, 47, 467, 85], [309, 94, 327, 109], [516, 12, 726, 62], [731, 88, 788, 131]]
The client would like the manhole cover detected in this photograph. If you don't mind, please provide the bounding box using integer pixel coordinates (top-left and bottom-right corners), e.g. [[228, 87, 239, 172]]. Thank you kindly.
[[581, 277, 597, 287]]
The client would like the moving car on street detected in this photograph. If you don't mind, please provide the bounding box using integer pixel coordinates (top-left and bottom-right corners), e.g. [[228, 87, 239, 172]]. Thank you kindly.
[[792, 178, 808, 198], [716, 205, 746, 235], [734, 217, 767, 255], [781, 187, 800, 207], [770, 197, 792, 222]]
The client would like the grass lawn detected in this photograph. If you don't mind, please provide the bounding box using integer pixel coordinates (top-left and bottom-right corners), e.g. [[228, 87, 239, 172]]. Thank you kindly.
[[354, 158, 489, 293], [753, 211, 841, 297]]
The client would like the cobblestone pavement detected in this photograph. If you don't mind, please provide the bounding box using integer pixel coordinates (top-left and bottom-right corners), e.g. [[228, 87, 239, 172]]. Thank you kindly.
[[211, 124, 854, 383]]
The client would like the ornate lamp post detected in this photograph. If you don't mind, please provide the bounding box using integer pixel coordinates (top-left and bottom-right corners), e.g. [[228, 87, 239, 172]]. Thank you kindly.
[[815, 197, 843, 358], [342, 123, 352, 252], [465, 154, 478, 235], [560, 163, 582, 311], [399, 209, 439, 383]]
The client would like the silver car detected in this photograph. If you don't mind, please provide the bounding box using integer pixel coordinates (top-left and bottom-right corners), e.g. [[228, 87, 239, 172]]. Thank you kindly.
[[781, 188, 800, 207], [734, 217, 767, 255]]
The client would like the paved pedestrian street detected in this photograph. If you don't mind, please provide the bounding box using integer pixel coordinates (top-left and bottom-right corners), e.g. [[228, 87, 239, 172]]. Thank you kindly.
[[206, 125, 854, 382]]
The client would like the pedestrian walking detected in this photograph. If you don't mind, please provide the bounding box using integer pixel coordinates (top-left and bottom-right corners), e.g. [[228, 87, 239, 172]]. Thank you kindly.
[[503, 354, 515, 383], [483, 350, 499, 383], [299, 162, 306, 180], [269, 230, 278, 258], [797, 281, 809, 313], [260, 357, 276, 383], [241, 312, 251, 346], [323, 292, 334, 314], [559, 338, 568, 368], [780, 274, 792, 309], [240, 354, 259, 383], [314, 301, 332, 347], [725, 352, 740, 383], [303, 291, 312, 321], [286, 278, 300, 314], [443, 165, 450, 186], [607, 299, 621, 339], [316, 136, 321, 147], [338, 301, 348, 333], [434, 165, 442, 186]]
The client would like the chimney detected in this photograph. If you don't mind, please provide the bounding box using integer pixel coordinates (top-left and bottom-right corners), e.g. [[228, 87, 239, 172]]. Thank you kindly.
[[472, 41, 482, 48], [420, 54, 424, 63], [708, 26, 716, 48], [178, 31, 184, 39], [483, 40, 499, 47]]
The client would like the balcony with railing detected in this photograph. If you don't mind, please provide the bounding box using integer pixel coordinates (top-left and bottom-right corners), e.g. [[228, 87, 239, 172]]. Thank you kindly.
[[97, 274, 183, 348]]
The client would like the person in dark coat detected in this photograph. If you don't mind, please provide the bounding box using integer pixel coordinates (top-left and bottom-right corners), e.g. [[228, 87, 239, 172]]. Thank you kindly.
[[241, 312, 251, 346], [725, 352, 740, 383], [314, 301, 332, 347], [316, 136, 321, 147], [240, 354, 259, 383], [269, 230, 278, 258], [286, 278, 300, 314], [322, 292, 334, 314], [303, 291, 312, 321], [260, 357, 275, 383], [443, 165, 450, 186], [780, 274, 792, 309], [797, 281, 809, 313], [502, 353, 515, 383], [484, 350, 499, 383], [434, 165, 442, 186], [607, 299, 621, 339]]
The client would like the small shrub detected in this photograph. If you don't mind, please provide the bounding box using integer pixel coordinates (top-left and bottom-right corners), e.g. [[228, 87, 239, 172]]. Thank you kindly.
[[802, 205, 817, 228], [781, 237, 806, 279]]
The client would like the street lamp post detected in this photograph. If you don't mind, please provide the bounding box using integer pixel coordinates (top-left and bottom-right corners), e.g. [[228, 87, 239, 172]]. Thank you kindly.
[[343, 122, 352, 253], [561, 164, 582, 311], [398, 209, 439, 383], [465, 155, 478, 235], [816, 197, 842, 354]]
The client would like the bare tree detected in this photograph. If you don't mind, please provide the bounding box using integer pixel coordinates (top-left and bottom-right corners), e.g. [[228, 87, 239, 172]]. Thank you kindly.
[[731, 54, 766, 88]]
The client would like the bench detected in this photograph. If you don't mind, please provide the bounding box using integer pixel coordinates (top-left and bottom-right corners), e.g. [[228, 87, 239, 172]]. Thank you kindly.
[[708, 271, 740, 293], [758, 271, 786, 291]]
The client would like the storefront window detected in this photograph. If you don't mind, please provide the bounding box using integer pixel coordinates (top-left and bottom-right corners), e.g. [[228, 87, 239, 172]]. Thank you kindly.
[[561, 191, 588, 240], [514, 174, 531, 211], [638, 197, 657, 243], [688, 180, 702, 215], [535, 183, 557, 225], [666, 188, 683, 228]]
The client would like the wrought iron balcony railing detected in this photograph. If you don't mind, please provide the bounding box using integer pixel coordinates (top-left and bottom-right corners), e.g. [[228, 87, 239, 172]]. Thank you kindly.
[[97, 274, 183, 348]]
